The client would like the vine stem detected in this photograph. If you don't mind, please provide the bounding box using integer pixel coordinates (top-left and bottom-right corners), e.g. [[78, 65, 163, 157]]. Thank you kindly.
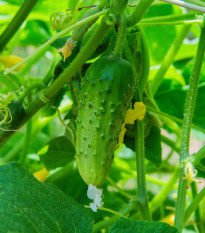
[[4, 10, 106, 74], [140, 13, 201, 24], [190, 183, 202, 232], [135, 119, 151, 220], [160, 0, 205, 13], [193, 145, 205, 166], [186, 0, 205, 7], [151, 25, 191, 95], [113, 14, 127, 57], [127, 0, 154, 27], [92, 201, 137, 233], [0, 0, 39, 52], [18, 82, 45, 103], [161, 135, 180, 154], [18, 119, 32, 164], [84, 205, 128, 218], [107, 177, 135, 199], [138, 19, 202, 26], [184, 187, 205, 223], [174, 18, 205, 232], [149, 168, 179, 213]]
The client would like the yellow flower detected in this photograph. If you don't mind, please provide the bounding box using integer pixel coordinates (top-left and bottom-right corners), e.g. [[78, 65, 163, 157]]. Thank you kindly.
[[182, 161, 202, 189], [117, 102, 146, 148], [56, 38, 75, 61], [0, 55, 24, 71], [33, 168, 49, 182]]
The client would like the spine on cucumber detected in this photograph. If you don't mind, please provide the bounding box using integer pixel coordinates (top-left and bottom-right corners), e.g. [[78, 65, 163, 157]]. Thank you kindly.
[[76, 56, 135, 187]]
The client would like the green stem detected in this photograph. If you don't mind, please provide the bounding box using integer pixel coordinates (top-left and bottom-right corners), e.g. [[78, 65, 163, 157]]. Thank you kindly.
[[140, 13, 201, 24], [193, 145, 205, 166], [127, 0, 154, 27], [18, 82, 45, 103], [92, 201, 137, 233], [113, 14, 127, 57], [138, 19, 202, 26], [4, 10, 106, 74], [85, 205, 128, 218], [174, 18, 205, 233], [135, 119, 151, 220], [161, 135, 180, 154], [1, 137, 24, 163], [186, 0, 205, 7], [151, 25, 191, 95], [160, 0, 205, 13], [190, 183, 201, 230], [0, 0, 39, 52], [18, 119, 32, 164], [149, 168, 179, 213], [42, 55, 62, 86], [146, 106, 205, 134], [46, 162, 77, 183], [107, 177, 135, 199], [184, 187, 205, 223], [146, 175, 178, 189]]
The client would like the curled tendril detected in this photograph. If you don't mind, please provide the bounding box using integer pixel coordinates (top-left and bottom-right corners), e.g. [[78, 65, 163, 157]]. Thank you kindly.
[[0, 92, 20, 131], [50, 11, 72, 30], [0, 93, 13, 131]]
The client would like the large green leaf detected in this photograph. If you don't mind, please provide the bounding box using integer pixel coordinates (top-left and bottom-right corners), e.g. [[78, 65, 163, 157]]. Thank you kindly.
[[109, 218, 179, 233], [155, 80, 205, 130], [40, 136, 75, 170], [143, 4, 177, 65], [0, 162, 93, 233]]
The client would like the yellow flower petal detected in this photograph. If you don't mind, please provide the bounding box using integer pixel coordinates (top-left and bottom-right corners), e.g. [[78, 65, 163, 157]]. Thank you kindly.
[[117, 102, 146, 148], [124, 102, 146, 124], [33, 168, 49, 182], [161, 214, 175, 226], [56, 39, 74, 61], [0, 55, 25, 71]]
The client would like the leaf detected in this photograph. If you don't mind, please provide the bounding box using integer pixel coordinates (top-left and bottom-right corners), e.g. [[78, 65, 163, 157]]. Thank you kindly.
[[123, 124, 162, 167], [109, 218, 179, 233], [155, 81, 205, 130], [143, 4, 177, 65], [2, 0, 23, 5], [18, 20, 51, 46], [145, 125, 162, 167], [196, 157, 205, 178], [40, 136, 75, 170], [0, 162, 93, 233], [50, 36, 71, 50]]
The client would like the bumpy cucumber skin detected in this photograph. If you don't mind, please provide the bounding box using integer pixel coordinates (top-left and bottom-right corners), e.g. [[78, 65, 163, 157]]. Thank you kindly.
[[76, 56, 135, 187]]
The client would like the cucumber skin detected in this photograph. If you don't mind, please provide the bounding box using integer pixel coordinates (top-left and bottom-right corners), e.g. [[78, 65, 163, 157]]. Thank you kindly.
[[76, 56, 135, 187]]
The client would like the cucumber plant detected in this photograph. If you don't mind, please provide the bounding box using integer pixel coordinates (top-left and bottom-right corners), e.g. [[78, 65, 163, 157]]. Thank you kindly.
[[0, 0, 205, 233]]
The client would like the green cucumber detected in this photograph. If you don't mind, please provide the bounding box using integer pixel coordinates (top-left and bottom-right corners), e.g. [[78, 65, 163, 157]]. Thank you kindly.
[[76, 56, 135, 187]]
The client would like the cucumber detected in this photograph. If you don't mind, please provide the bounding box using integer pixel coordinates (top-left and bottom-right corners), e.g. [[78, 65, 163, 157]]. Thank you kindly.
[[76, 56, 135, 187]]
